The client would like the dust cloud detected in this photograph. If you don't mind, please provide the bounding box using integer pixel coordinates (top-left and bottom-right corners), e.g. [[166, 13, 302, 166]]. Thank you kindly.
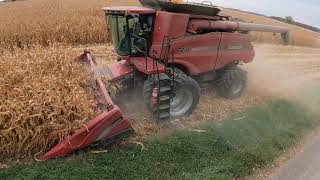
[[94, 44, 320, 140], [245, 44, 320, 112]]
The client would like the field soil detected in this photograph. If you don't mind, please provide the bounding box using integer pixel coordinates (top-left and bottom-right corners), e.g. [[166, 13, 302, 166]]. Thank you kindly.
[[82, 43, 320, 139]]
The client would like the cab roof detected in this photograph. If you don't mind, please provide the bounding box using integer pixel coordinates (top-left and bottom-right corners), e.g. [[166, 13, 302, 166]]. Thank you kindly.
[[103, 6, 156, 15]]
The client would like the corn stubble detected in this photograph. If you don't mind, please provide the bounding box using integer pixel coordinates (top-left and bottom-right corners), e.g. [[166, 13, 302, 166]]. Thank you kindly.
[[0, 46, 96, 160]]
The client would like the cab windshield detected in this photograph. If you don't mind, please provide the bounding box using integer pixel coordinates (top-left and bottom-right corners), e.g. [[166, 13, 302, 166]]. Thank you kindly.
[[107, 14, 154, 56]]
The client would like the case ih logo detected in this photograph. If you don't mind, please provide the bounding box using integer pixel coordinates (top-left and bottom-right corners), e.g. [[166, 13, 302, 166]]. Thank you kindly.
[[226, 45, 244, 50], [176, 45, 245, 53], [176, 47, 192, 53]]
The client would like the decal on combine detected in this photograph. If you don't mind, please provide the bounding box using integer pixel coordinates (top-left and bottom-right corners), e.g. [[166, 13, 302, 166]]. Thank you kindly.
[[226, 45, 244, 50]]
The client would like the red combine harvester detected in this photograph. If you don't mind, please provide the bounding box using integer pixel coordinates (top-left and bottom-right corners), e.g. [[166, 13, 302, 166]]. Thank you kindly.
[[41, 0, 290, 160]]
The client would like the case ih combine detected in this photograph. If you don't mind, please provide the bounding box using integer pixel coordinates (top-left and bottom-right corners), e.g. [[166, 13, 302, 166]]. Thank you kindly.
[[41, 0, 290, 160]]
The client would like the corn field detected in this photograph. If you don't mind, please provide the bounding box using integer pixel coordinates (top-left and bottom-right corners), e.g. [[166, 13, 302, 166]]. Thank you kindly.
[[0, 0, 135, 49], [0, 45, 96, 160], [0, 0, 319, 48]]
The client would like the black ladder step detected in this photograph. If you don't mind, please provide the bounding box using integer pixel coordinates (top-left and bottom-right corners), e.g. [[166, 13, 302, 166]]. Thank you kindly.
[[159, 104, 170, 110], [159, 86, 171, 93], [154, 78, 171, 121], [159, 95, 170, 101], [159, 112, 170, 119]]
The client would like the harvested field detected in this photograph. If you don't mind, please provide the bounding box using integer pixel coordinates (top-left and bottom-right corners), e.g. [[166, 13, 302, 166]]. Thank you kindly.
[[90, 44, 320, 138], [0, 0, 319, 48], [0, 46, 96, 160]]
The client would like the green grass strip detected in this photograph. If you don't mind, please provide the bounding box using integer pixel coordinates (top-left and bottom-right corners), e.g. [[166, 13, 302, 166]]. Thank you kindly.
[[1, 100, 318, 180]]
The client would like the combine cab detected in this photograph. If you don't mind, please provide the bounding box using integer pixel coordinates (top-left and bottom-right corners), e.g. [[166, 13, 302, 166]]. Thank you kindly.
[[41, 0, 290, 160]]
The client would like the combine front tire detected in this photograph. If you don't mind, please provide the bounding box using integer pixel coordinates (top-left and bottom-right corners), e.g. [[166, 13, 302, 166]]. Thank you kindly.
[[143, 69, 200, 121], [216, 65, 247, 99], [169, 69, 200, 118]]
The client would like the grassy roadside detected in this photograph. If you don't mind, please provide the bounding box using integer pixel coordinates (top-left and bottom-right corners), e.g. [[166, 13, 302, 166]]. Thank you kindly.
[[0, 100, 319, 180]]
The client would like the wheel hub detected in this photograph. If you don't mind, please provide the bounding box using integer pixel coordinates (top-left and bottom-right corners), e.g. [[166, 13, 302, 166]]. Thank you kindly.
[[170, 87, 193, 117], [230, 80, 243, 95]]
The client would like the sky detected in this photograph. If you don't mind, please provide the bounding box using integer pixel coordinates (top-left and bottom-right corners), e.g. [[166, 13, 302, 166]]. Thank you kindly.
[[190, 0, 320, 28]]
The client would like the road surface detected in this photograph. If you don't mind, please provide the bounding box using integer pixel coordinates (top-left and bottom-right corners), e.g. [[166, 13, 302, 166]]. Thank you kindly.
[[270, 130, 320, 180]]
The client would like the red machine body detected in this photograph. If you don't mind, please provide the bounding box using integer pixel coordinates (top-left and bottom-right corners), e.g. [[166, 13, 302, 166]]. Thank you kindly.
[[106, 6, 288, 76], [149, 11, 254, 75], [110, 7, 257, 76], [41, 3, 290, 160]]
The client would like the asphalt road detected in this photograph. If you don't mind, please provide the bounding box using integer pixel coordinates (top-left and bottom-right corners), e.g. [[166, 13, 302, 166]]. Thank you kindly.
[[270, 130, 320, 180]]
